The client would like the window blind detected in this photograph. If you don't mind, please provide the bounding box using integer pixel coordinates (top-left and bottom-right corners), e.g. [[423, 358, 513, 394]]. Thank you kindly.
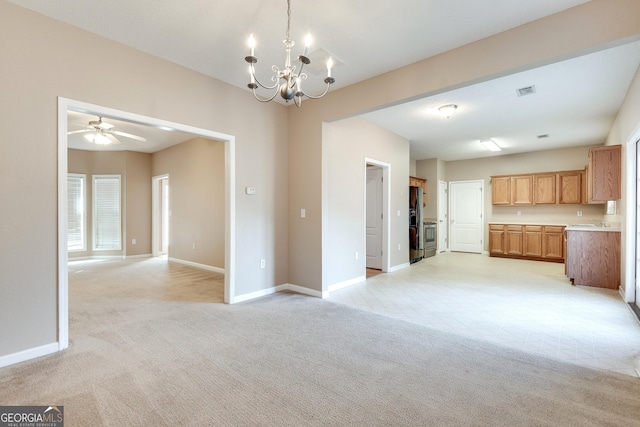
[[93, 175, 121, 250], [67, 174, 85, 251]]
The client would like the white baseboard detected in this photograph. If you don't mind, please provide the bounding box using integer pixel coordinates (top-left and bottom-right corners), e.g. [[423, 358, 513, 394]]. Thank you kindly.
[[328, 276, 366, 293], [168, 257, 225, 274], [233, 284, 287, 304], [388, 262, 410, 272], [0, 342, 59, 369], [126, 253, 152, 259]]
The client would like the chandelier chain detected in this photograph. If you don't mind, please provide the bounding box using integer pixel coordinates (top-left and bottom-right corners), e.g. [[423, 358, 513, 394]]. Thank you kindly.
[[286, 0, 291, 41]]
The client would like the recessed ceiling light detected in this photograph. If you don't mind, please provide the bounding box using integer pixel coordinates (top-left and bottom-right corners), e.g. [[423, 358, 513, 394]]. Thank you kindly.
[[480, 138, 501, 152], [516, 85, 536, 97]]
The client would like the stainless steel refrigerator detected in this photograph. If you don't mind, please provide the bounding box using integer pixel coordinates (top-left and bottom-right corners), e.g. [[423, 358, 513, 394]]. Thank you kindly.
[[409, 186, 424, 263]]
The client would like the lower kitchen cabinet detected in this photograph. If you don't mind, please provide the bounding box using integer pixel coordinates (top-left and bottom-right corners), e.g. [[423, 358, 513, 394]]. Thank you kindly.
[[489, 223, 565, 263], [566, 229, 620, 289]]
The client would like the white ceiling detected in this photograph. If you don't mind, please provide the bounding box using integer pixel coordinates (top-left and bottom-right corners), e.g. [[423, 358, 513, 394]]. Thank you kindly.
[[11, 0, 640, 159]]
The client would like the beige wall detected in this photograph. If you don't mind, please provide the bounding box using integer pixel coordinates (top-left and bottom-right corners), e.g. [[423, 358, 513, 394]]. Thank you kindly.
[[125, 151, 153, 257], [288, 0, 640, 292], [415, 158, 439, 220], [323, 117, 410, 288], [152, 138, 225, 268], [0, 2, 288, 357], [606, 61, 640, 296]]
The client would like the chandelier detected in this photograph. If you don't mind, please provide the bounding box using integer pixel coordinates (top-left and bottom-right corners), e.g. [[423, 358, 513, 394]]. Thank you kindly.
[[245, 0, 335, 107]]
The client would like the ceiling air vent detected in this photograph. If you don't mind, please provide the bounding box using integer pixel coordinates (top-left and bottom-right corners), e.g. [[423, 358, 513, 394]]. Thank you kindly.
[[516, 85, 536, 97], [537, 134, 549, 139]]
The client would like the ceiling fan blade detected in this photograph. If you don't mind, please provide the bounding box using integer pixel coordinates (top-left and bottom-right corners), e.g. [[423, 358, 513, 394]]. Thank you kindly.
[[113, 130, 147, 142], [67, 129, 91, 135]]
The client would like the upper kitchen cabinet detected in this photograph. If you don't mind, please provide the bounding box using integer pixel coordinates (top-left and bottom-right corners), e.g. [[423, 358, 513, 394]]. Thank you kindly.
[[492, 168, 594, 206], [587, 145, 621, 203], [409, 176, 427, 207], [533, 174, 556, 204], [491, 175, 533, 205], [557, 170, 583, 204]]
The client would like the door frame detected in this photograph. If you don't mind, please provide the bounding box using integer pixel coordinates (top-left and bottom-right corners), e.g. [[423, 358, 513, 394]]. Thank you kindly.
[[438, 180, 448, 252], [624, 122, 640, 305], [364, 158, 390, 273], [58, 97, 237, 351], [152, 174, 169, 257]]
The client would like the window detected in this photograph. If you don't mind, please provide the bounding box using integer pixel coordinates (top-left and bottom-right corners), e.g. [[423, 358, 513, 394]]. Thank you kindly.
[[93, 175, 121, 251], [67, 174, 86, 251]]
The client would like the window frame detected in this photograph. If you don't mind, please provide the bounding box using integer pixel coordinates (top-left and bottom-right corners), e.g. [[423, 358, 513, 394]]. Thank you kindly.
[[92, 174, 122, 251]]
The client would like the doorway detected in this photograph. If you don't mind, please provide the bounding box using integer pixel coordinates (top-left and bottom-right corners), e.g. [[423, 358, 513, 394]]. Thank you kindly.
[[152, 174, 170, 257], [438, 180, 448, 252], [58, 97, 237, 351], [364, 159, 390, 274], [449, 180, 483, 253]]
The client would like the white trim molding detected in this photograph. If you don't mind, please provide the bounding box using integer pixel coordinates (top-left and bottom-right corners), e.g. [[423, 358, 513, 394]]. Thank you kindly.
[[328, 276, 366, 293], [0, 343, 59, 369], [168, 257, 225, 274], [388, 262, 410, 272]]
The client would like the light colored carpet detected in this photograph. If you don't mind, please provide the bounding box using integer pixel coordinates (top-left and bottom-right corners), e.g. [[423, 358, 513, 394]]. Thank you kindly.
[[1, 259, 640, 426]]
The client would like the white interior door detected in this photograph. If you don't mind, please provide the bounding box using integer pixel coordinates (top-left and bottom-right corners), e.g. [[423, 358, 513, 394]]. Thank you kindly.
[[438, 180, 448, 252], [450, 180, 483, 253], [366, 167, 383, 269]]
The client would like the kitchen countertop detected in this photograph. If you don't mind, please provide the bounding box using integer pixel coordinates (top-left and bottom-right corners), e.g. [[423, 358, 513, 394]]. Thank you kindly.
[[488, 222, 621, 232], [565, 224, 620, 232]]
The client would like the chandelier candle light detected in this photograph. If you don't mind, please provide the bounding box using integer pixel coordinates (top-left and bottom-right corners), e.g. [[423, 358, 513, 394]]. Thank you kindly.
[[245, 0, 335, 107]]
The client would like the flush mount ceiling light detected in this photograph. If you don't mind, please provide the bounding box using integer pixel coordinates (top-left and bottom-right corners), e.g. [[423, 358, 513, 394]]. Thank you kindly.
[[480, 138, 502, 152], [438, 104, 457, 119], [245, 0, 335, 107]]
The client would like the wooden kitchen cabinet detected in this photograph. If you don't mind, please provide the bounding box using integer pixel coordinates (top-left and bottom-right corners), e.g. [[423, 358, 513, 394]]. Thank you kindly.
[[557, 170, 583, 204], [506, 225, 524, 255], [566, 229, 620, 289], [587, 145, 621, 203], [523, 225, 543, 257], [489, 223, 565, 263], [512, 176, 533, 205], [489, 224, 506, 255], [533, 174, 556, 204], [490, 175, 533, 205], [491, 176, 512, 205], [409, 176, 427, 207], [542, 226, 564, 260]]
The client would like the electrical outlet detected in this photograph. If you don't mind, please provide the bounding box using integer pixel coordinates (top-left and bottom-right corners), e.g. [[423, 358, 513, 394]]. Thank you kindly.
[[131, 239, 136, 245], [398, 243, 401, 251], [577, 210, 583, 217], [192, 243, 196, 250], [355, 251, 358, 260], [300, 208, 306, 218], [517, 210, 522, 216], [260, 259, 266, 269]]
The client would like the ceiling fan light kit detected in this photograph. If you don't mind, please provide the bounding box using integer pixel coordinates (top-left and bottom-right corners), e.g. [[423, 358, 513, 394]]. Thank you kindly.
[[245, 0, 335, 107], [68, 116, 147, 146]]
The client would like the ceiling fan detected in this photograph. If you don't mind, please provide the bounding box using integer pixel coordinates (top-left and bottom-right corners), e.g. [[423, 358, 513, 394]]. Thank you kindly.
[[68, 117, 147, 145]]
